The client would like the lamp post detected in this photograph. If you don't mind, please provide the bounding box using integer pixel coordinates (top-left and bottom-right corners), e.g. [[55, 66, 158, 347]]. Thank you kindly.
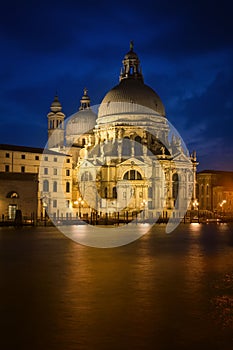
[[141, 199, 147, 221], [220, 199, 226, 221], [74, 197, 84, 219], [192, 199, 199, 223]]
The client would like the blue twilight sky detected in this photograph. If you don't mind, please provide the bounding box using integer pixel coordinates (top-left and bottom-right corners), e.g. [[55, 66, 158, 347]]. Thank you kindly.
[[0, 0, 232, 171]]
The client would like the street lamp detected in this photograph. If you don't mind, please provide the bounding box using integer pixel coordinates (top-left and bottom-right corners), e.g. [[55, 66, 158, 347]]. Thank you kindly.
[[220, 200, 226, 220], [192, 199, 199, 223], [74, 197, 84, 219], [141, 199, 147, 221]]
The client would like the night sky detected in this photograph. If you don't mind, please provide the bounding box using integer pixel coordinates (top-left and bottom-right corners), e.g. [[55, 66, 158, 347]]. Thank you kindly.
[[0, 0, 232, 171]]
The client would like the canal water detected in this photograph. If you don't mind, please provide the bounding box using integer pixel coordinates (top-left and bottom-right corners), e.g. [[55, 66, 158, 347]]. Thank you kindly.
[[1, 223, 233, 350]]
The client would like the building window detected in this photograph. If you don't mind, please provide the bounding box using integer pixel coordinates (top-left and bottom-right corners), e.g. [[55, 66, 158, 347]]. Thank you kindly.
[[66, 158, 70, 163], [54, 157, 57, 162], [44, 156, 48, 161], [5, 153, 10, 158], [66, 169, 70, 176], [53, 200, 57, 208], [44, 168, 48, 175], [21, 166, 25, 173], [53, 181, 57, 192], [81, 171, 92, 181], [206, 185, 209, 195], [35, 155, 39, 160], [66, 182, 70, 192], [123, 170, 142, 180], [113, 187, 117, 199], [43, 180, 49, 192], [5, 165, 9, 172], [21, 154, 25, 159], [66, 200, 70, 208], [54, 168, 57, 175]]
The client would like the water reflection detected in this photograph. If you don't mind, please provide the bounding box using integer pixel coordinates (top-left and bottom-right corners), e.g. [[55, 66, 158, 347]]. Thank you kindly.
[[1, 224, 233, 349]]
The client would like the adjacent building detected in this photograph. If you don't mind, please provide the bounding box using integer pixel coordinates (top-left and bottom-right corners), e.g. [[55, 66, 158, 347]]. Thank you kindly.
[[45, 43, 198, 221], [197, 170, 233, 215], [0, 144, 72, 221]]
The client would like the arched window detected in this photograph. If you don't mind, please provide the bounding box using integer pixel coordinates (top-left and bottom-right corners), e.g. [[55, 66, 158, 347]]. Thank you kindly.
[[6, 191, 19, 198], [81, 171, 93, 181], [66, 182, 70, 193], [43, 180, 49, 192], [53, 181, 57, 192], [123, 170, 142, 180]]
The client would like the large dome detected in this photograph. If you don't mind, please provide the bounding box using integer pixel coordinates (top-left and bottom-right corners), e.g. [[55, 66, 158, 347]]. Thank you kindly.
[[97, 43, 165, 122], [98, 78, 165, 118]]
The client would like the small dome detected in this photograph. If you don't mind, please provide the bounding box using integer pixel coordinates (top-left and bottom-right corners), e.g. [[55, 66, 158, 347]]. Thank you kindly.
[[50, 95, 62, 112], [66, 108, 97, 137], [66, 88, 97, 139]]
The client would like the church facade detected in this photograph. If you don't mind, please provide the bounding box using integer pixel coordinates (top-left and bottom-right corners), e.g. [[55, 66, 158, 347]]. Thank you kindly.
[[45, 43, 198, 222]]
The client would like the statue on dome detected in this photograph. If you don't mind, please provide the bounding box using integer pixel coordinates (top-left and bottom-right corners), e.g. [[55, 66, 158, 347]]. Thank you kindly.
[[130, 40, 134, 51]]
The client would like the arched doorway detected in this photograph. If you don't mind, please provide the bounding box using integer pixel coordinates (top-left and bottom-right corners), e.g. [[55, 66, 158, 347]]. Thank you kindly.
[[6, 191, 19, 219]]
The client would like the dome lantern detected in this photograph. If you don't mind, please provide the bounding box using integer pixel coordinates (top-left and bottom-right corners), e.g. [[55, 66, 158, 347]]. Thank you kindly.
[[79, 88, 91, 110], [50, 94, 62, 113], [119, 41, 143, 82]]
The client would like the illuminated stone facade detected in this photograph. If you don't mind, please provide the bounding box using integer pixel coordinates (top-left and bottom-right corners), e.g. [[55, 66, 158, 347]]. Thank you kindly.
[[47, 44, 198, 220]]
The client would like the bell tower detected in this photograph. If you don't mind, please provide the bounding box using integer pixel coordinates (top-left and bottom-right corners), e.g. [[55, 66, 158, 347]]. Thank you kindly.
[[47, 94, 65, 149]]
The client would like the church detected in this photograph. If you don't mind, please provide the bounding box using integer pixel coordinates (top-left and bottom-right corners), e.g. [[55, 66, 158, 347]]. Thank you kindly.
[[44, 42, 198, 223]]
